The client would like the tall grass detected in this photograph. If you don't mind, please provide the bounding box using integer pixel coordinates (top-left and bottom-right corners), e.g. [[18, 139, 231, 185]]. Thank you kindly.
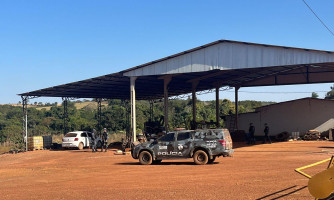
[[52, 134, 64, 144], [108, 132, 126, 143], [0, 146, 11, 154]]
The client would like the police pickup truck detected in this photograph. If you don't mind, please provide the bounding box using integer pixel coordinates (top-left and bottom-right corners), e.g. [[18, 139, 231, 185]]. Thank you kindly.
[[131, 129, 233, 165]]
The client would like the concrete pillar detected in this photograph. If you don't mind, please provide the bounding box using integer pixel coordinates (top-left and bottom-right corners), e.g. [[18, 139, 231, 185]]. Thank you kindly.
[[216, 86, 220, 127], [235, 86, 240, 130], [130, 77, 137, 142], [163, 76, 172, 132]]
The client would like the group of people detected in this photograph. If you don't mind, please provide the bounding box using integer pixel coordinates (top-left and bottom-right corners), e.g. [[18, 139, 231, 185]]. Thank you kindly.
[[247, 123, 272, 145], [91, 128, 109, 153]]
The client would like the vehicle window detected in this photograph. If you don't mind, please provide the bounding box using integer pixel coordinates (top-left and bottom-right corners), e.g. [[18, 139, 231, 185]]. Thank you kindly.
[[177, 132, 191, 141], [87, 132, 92, 137], [159, 133, 175, 142], [81, 133, 87, 137], [194, 131, 205, 139], [65, 133, 77, 137]]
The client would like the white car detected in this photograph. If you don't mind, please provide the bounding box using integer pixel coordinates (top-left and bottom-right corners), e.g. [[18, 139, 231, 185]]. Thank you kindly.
[[62, 131, 102, 150]]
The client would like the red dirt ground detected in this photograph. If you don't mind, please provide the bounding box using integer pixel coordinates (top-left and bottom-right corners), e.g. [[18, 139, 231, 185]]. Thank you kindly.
[[0, 141, 333, 200]]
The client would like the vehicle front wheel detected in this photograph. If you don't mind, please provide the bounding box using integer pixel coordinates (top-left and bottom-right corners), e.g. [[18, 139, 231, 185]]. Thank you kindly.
[[78, 142, 84, 150], [193, 150, 209, 165], [208, 156, 216, 164], [139, 151, 153, 165]]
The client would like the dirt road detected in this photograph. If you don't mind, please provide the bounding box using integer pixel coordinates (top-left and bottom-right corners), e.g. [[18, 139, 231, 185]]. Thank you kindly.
[[0, 141, 333, 200]]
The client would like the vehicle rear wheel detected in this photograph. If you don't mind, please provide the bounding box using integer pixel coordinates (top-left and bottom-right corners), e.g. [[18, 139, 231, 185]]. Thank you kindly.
[[208, 156, 216, 164], [139, 151, 153, 165], [193, 150, 208, 165], [78, 142, 84, 150]]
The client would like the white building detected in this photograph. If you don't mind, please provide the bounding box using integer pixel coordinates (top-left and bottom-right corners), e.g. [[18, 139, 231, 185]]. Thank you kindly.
[[227, 98, 334, 136]]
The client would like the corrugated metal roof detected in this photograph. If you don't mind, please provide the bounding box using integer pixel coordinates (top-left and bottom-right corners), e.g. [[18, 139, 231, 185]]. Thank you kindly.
[[19, 40, 334, 100], [122, 40, 334, 77]]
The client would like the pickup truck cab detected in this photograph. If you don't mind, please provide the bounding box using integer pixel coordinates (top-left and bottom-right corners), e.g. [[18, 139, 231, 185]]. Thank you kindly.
[[131, 129, 233, 165]]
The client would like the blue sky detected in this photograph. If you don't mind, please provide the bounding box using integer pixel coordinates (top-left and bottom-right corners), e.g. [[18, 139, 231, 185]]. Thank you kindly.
[[1, 0, 334, 104]]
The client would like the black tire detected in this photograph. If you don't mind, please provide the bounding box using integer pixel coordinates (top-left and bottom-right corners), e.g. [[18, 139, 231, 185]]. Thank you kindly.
[[153, 160, 162, 165], [193, 150, 209, 165], [208, 156, 216, 164], [78, 142, 84, 150], [139, 151, 153, 165]]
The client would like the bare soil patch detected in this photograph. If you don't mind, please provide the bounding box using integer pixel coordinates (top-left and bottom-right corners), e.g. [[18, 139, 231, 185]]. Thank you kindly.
[[0, 141, 333, 200]]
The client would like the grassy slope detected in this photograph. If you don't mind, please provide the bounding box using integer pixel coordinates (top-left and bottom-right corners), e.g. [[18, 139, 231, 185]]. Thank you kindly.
[[34, 101, 109, 111]]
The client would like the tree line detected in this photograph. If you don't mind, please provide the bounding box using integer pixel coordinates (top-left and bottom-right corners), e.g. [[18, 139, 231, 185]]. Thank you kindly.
[[0, 98, 275, 148], [2, 84, 334, 150]]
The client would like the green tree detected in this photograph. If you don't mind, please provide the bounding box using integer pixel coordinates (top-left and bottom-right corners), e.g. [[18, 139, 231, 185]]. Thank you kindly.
[[325, 85, 334, 99], [2, 124, 24, 149], [311, 92, 319, 98]]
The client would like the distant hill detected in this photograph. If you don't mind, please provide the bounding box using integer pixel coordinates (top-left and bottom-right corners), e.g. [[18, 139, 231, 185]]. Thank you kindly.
[[2, 101, 108, 111]]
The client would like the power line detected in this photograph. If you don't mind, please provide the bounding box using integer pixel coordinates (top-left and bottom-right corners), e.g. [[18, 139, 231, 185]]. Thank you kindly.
[[169, 89, 328, 99], [302, 0, 334, 38], [226, 91, 327, 94]]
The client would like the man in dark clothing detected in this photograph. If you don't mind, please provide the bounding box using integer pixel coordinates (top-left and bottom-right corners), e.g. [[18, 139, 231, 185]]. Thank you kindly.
[[91, 129, 97, 152], [262, 123, 272, 144], [101, 128, 109, 152], [248, 123, 256, 145]]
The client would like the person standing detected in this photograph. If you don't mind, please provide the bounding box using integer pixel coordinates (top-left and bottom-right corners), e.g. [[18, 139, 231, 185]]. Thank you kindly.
[[262, 123, 272, 144], [101, 128, 109, 152], [248, 123, 256, 145], [91, 129, 97, 152]]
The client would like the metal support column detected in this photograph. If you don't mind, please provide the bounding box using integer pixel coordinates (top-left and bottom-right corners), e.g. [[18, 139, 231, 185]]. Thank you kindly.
[[149, 100, 154, 121], [130, 77, 137, 142], [96, 98, 102, 137], [192, 81, 199, 129], [62, 97, 69, 135], [163, 76, 172, 132], [21, 96, 28, 151], [123, 100, 130, 136], [234, 86, 240, 130], [216, 86, 220, 127]]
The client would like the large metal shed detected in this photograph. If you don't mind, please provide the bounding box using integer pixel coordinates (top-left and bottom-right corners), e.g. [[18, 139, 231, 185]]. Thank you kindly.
[[20, 40, 334, 148]]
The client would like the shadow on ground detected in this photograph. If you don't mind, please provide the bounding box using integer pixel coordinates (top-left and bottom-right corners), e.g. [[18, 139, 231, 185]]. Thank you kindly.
[[256, 185, 307, 200], [116, 161, 220, 166]]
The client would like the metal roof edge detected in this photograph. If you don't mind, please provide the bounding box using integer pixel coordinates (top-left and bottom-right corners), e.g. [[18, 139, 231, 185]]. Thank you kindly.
[[18, 72, 126, 96], [120, 39, 334, 75], [255, 97, 334, 111]]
